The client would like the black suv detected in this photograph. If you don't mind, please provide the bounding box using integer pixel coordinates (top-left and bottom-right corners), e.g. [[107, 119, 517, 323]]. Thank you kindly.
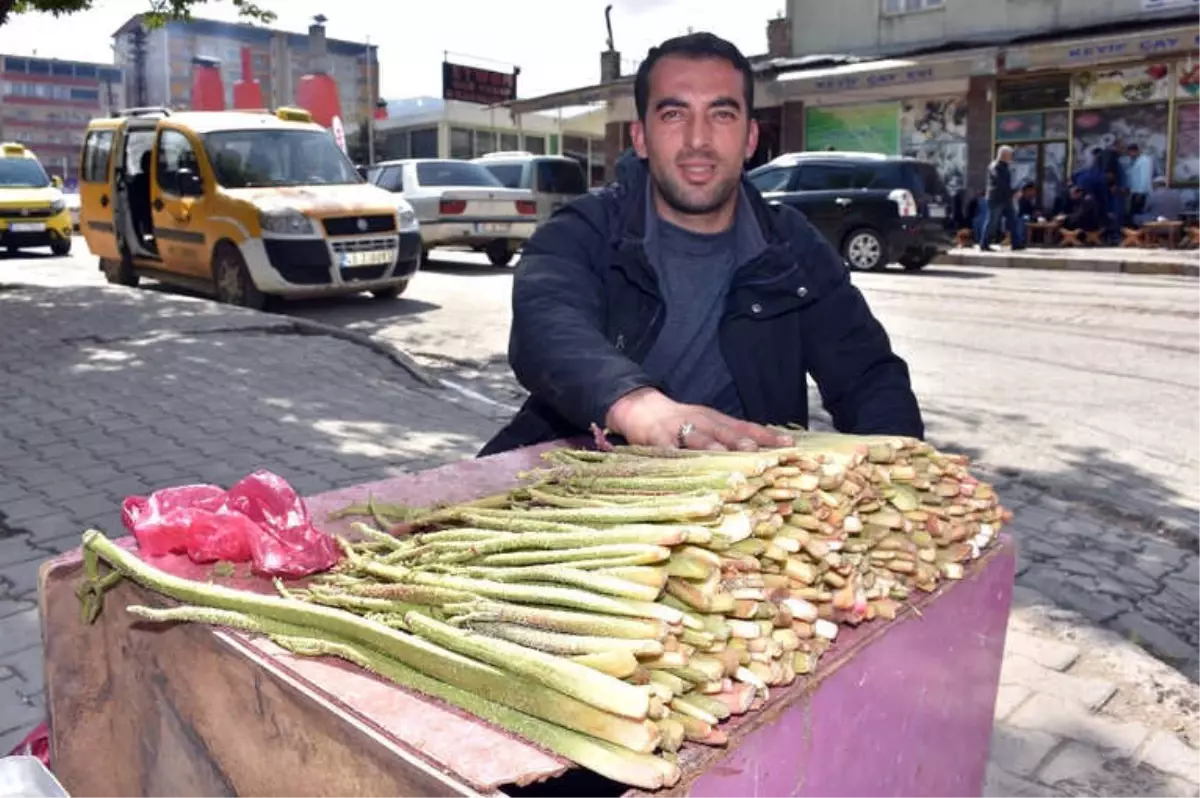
[[748, 153, 951, 272]]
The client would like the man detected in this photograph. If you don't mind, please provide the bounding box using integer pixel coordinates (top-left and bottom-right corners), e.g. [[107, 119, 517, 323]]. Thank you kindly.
[[1059, 185, 1102, 233], [982, 146, 1015, 252], [479, 33, 922, 456], [1137, 176, 1182, 224], [1014, 182, 1039, 249], [1124, 143, 1153, 218]]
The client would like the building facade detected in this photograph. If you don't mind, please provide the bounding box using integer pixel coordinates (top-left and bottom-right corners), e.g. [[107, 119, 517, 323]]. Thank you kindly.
[[0, 55, 125, 185], [112, 15, 378, 131], [358, 97, 608, 184]]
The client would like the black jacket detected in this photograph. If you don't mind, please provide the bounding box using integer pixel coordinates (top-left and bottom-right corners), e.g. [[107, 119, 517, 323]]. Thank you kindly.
[[479, 156, 923, 456], [986, 159, 1013, 205]]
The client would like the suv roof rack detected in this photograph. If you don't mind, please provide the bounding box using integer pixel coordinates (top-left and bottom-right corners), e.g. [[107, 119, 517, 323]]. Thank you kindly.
[[114, 106, 172, 119]]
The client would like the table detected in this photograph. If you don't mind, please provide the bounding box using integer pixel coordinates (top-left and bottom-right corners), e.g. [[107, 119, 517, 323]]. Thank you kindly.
[[1025, 220, 1061, 247], [1141, 220, 1184, 248], [39, 443, 1014, 797]]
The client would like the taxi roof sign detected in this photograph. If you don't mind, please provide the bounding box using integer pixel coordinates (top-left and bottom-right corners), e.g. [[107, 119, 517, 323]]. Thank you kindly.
[[1, 143, 30, 158], [275, 106, 313, 123]]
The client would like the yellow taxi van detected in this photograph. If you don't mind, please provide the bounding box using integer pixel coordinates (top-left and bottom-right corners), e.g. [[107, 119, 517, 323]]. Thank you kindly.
[[0, 142, 73, 256], [79, 106, 420, 308]]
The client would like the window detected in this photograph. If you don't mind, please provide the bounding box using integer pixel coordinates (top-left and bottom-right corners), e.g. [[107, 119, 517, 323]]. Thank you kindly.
[[52, 62, 73, 77], [76, 65, 97, 79], [156, 129, 200, 195], [482, 163, 525, 188], [524, 135, 545, 155], [26, 60, 49, 75], [882, 0, 943, 13], [474, 130, 496, 158], [415, 160, 502, 188], [500, 133, 519, 151], [535, 159, 587, 194], [748, 166, 794, 193], [4, 58, 27, 73], [375, 164, 404, 192], [449, 127, 473, 159], [204, 129, 360, 188], [410, 127, 438, 158], [794, 164, 855, 190]]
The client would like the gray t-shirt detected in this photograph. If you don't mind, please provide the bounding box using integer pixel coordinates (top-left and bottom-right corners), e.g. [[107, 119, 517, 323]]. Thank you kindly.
[[640, 200, 754, 416]]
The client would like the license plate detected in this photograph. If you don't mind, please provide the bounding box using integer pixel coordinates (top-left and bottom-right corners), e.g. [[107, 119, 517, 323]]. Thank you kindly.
[[927, 205, 946, 219], [474, 222, 509, 235], [340, 249, 394, 268], [9, 222, 44, 232]]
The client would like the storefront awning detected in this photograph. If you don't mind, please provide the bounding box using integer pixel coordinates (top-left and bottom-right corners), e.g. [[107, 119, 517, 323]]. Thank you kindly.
[[1004, 22, 1199, 71], [497, 77, 634, 116], [768, 47, 999, 102]]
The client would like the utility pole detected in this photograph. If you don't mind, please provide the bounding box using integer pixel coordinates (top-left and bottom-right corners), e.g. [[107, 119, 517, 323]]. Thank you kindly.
[[366, 36, 376, 165]]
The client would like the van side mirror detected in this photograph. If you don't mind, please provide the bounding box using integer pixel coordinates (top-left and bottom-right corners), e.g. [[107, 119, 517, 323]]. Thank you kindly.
[[51, 175, 63, 188], [177, 167, 203, 196]]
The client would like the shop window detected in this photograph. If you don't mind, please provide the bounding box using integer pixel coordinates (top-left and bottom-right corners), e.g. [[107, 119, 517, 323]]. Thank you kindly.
[[474, 130, 496, 158], [449, 126, 472, 159], [410, 127, 438, 158], [1171, 102, 1198, 184], [500, 133, 519, 151], [524, 135, 545, 154], [882, 0, 943, 14], [1071, 102, 1170, 178], [996, 75, 1070, 113]]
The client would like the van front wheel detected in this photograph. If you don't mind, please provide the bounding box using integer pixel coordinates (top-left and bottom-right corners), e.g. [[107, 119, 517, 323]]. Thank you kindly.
[[213, 244, 267, 310]]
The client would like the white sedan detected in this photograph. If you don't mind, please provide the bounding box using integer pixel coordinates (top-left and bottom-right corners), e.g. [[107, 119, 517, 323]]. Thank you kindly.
[[367, 159, 537, 267]]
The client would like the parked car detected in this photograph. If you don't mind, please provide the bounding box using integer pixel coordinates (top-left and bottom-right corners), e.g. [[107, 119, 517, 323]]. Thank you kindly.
[[747, 152, 951, 271], [473, 151, 588, 225], [64, 191, 81, 230], [368, 158, 538, 266]]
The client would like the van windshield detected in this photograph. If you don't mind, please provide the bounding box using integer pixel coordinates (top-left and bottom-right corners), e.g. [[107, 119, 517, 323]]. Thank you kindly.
[[203, 129, 361, 188], [0, 158, 49, 188]]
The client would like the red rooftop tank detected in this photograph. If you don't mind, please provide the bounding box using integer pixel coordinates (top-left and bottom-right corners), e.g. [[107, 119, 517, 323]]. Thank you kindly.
[[191, 56, 225, 111], [232, 47, 264, 110], [294, 16, 342, 128], [374, 100, 388, 120]]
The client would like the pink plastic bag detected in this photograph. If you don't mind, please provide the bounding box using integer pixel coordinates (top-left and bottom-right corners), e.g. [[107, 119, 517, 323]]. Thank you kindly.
[[121, 471, 340, 577]]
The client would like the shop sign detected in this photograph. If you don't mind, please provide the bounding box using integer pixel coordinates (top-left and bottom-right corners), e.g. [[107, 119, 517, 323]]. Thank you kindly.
[[1140, 0, 1198, 12], [812, 66, 936, 93], [441, 61, 518, 105], [1070, 62, 1173, 106], [1064, 31, 1199, 62]]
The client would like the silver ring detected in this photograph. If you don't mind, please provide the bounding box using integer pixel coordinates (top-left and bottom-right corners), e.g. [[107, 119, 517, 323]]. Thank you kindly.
[[677, 421, 695, 447]]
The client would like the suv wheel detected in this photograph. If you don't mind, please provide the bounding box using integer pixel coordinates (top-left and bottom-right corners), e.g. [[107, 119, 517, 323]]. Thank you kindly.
[[100, 254, 140, 287], [485, 240, 513, 267], [212, 243, 267, 310], [900, 253, 932, 272], [843, 229, 885, 272]]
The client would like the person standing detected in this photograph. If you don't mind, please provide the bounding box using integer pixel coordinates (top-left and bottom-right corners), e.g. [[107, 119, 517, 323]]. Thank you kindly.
[[1125, 143, 1153, 219], [982, 145, 1015, 251]]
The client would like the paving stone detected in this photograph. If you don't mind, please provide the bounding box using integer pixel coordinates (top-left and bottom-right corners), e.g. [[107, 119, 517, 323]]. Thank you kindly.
[[0, 535, 43, 568], [0, 679, 44, 735], [18, 513, 82, 544], [1137, 731, 1200, 781], [1177, 555, 1199, 585], [0, 609, 41, 658], [990, 723, 1061, 778], [1134, 544, 1187, 581], [984, 763, 1065, 797], [1112, 612, 1197, 662], [0, 599, 36, 621], [1008, 694, 1151, 756], [1000, 655, 1118, 711], [1004, 630, 1081, 671], [994, 683, 1032, 721], [1019, 565, 1130, 623], [0, 561, 38, 600], [1040, 740, 1196, 797], [1058, 558, 1100, 578], [0, 497, 57, 526], [0, 722, 35, 753]]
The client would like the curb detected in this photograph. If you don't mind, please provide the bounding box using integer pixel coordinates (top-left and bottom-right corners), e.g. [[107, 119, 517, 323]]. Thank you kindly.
[[281, 316, 440, 389], [934, 251, 1200, 277]]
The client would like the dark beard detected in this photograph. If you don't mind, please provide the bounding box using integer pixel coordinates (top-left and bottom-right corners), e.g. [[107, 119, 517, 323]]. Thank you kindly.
[[652, 168, 740, 217]]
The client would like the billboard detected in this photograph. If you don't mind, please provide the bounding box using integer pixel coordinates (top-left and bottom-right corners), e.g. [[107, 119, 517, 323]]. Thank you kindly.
[[442, 61, 518, 105]]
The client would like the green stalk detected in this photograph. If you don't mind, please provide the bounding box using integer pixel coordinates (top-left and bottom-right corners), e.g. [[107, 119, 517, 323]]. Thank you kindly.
[[442, 601, 667, 640], [647, 670, 690, 696], [669, 695, 720, 726], [84, 533, 660, 755], [463, 622, 665, 657], [546, 473, 748, 495], [303, 588, 426, 619], [446, 565, 661, 602], [346, 583, 478, 606], [414, 528, 518, 544], [365, 567, 683, 624], [459, 498, 723, 525], [596, 566, 668, 592], [476, 545, 671, 568], [570, 650, 642, 679], [412, 526, 691, 564], [131, 609, 671, 789], [405, 613, 649, 719], [676, 692, 732, 721]]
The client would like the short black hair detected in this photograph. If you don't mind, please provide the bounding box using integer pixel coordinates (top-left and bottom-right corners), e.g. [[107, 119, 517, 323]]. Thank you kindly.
[[634, 32, 755, 121]]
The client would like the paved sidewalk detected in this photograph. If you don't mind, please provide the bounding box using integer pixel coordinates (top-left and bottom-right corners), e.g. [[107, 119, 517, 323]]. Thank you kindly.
[[937, 244, 1200, 276], [0, 276, 1195, 793]]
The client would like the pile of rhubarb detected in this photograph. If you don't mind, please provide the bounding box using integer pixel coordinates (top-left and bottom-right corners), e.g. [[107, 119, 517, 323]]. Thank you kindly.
[[78, 431, 1009, 790]]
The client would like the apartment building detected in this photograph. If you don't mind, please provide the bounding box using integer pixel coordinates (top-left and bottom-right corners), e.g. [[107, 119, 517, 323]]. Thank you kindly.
[[111, 14, 378, 130], [0, 55, 124, 185]]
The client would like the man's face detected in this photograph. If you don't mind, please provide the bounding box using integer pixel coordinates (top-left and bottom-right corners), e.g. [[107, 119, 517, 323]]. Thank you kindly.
[[631, 55, 758, 218]]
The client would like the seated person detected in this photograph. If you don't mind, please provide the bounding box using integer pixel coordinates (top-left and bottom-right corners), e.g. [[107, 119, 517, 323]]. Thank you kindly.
[[1058, 186, 1102, 233], [1135, 176, 1182, 225], [1013, 182, 1038, 248], [1051, 184, 1077, 218]]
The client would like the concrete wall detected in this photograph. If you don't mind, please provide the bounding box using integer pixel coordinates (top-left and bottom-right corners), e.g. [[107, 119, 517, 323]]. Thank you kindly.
[[788, 0, 1188, 57]]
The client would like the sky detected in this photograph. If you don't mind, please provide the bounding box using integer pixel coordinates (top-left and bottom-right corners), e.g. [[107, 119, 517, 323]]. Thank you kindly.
[[0, 0, 785, 100]]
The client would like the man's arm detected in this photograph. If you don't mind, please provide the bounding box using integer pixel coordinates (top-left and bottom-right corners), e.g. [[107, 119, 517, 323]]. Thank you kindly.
[[783, 208, 924, 438], [507, 205, 657, 431]]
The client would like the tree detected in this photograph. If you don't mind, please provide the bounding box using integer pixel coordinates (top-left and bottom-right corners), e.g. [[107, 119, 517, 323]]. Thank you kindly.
[[0, 0, 276, 29]]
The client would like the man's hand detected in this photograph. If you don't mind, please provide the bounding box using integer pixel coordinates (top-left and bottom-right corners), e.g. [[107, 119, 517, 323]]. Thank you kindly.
[[605, 388, 793, 451]]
